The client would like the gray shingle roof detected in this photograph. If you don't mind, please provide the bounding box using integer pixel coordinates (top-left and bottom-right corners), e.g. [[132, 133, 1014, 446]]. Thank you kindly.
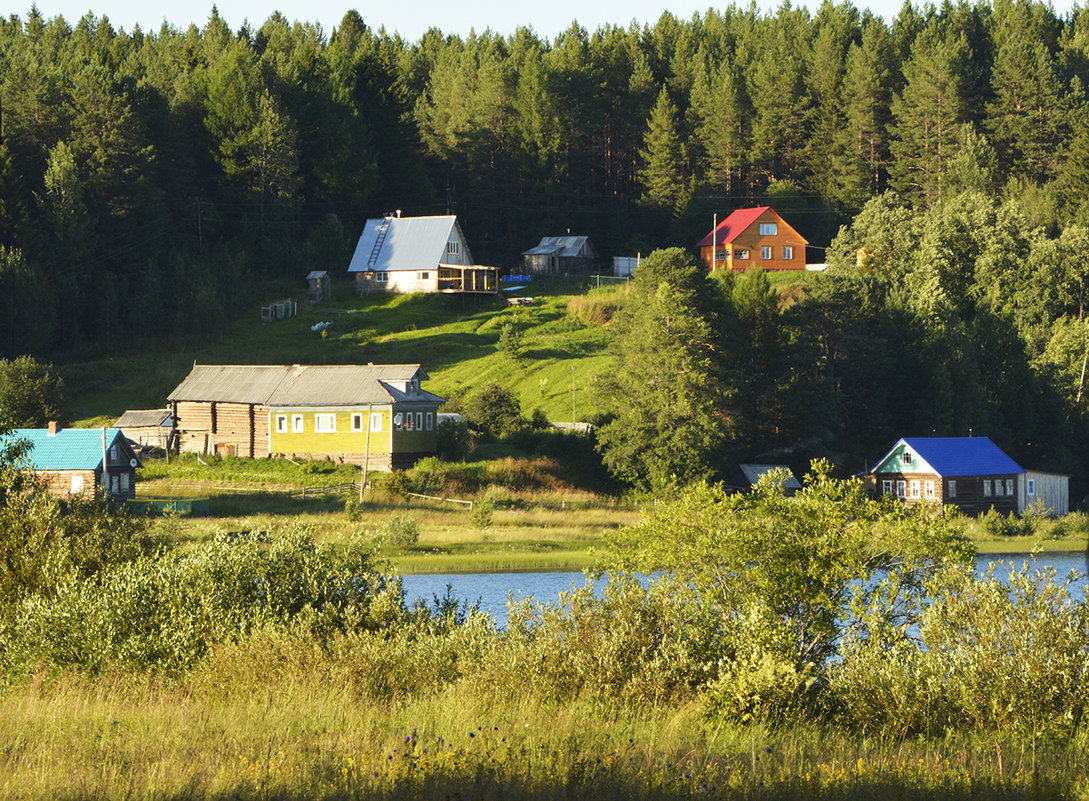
[[522, 236, 594, 258], [115, 409, 173, 428], [167, 364, 443, 406]]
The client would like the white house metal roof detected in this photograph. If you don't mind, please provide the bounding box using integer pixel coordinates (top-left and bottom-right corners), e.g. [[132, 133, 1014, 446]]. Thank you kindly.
[[347, 215, 472, 273]]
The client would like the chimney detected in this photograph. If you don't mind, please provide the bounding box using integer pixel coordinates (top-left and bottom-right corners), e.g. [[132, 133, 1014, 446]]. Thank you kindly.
[[48, 420, 59, 435]]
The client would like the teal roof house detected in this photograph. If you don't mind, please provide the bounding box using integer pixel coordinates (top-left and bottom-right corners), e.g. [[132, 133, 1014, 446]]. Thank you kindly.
[[0, 423, 141, 500]]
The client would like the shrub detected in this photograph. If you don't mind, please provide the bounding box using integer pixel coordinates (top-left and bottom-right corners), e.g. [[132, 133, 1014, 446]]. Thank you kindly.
[[498, 322, 524, 359], [470, 497, 493, 530], [463, 384, 528, 438], [435, 416, 475, 461], [380, 512, 419, 547]]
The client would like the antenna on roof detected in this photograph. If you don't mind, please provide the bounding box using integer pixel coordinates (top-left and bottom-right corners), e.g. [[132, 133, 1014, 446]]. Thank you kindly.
[[396, 209, 401, 218], [969, 428, 973, 438]]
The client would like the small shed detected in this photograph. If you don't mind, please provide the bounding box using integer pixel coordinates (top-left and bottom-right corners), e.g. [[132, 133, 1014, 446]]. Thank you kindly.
[[0, 424, 141, 500], [115, 408, 174, 449], [1019, 470, 1070, 516], [522, 236, 598, 274], [739, 464, 802, 496], [307, 271, 332, 302]]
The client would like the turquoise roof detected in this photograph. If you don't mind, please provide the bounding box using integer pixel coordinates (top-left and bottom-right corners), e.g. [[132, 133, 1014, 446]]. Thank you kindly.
[[1, 428, 127, 471]]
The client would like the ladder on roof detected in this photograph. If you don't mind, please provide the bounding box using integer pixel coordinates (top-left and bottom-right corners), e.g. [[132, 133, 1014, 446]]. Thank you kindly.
[[367, 217, 393, 269]]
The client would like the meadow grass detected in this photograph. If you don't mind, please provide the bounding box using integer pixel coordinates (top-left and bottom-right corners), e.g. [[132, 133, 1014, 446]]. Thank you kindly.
[[1, 671, 1084, 800]]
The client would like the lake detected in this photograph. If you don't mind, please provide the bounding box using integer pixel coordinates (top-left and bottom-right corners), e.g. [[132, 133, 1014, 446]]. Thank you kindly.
[[400, 551, 1089, 627]]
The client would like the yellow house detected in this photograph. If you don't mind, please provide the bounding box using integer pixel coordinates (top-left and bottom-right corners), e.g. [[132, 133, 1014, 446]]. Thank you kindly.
[[168, 364, 444, 471]]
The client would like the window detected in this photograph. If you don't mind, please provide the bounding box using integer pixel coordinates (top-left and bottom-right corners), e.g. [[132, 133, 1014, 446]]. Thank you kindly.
[[111, 474, 120, 494], [276, 414, 287, 433], [1006, 479, 1014, 496], [417, 271, 430, 280], [292, 414, 304, 433], [910, 480, 920, 499], [447, 241, 460, 255], [426, 412, 433, 431], [71, 474, 84, 494], [416, 412, 424, 430], [983, 480, 992, 497], [109, 445, 119, 463], [948, 480, 957, 498], [759, 222, 777, 236], [882, 479, 892, 496], [896, 480, 906, 499], [902, 452, 913, 465], [393, 412, 404, 431], [351, 413, 363, 432], [120, 473, 130, 491], [315, 413, 336, 433], [405, 412, 415, 431], [782, 246, 794, 260], [925, 480, 935, 499], [1028, 479, 1036, 496], [761, 246, 772, 260], [733, 249, 749, 259], [374, 271, 389, 283], [370, 412, 382, 432]]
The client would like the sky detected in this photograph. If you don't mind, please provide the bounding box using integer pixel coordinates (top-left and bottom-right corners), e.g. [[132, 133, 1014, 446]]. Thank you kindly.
[[17, 0, 1080, 42]]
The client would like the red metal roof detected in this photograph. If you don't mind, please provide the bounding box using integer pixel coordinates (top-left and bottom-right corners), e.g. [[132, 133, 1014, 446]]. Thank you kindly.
[[697, 206, 786, 248]]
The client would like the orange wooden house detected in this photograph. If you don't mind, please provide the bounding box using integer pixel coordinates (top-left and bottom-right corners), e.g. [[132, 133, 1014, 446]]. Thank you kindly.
[[696, 207, 808, 272]]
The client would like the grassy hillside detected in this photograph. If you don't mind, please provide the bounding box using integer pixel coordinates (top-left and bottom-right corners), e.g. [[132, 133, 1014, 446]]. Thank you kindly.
[[62, 274, 625, 427]]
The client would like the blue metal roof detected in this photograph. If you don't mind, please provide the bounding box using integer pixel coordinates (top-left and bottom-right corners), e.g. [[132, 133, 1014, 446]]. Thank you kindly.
[[0, 428, 127, 470], [878, 437, 1023, 477]]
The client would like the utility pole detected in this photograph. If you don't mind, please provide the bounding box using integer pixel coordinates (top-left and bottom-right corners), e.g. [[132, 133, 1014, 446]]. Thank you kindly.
[[571, 364, 576, 429], [360, 404, 373, 502]]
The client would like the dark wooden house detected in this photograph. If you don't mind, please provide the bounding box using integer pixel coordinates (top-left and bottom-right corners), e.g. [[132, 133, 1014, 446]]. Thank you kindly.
[[115, 408, 173, 449], [864, 437, 1024, 515], [522, 236, 598, 274]]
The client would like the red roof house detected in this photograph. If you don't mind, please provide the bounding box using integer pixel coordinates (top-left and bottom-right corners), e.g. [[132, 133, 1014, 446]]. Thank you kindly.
[[696, 207, 808, 272]]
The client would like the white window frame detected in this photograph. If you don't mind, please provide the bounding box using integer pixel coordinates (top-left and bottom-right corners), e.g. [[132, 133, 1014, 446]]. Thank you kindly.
[[120, 473, 130, 491], [417, 271, 430, 280], [447, 240, 459, 255], [1005, 479, 1014, 496], [416, 412, 424, 430], [925, 480, 935, 499], [782, 245, 793, 260], [276, 414, 288, 433], [351, 413, 363, 432], [426, 412, 433, 431], [292, 414, 304, 433], [896, 480, 906, 499], [983, 480, 992, 497], [1028, 479, 1036, 496], [71, 474, 84, 494], [881, 479, 892, 496], [370, 412, 382, 432], [315, 413, 336, 433], [761, 246, 772, 260], [910, 480, 920, 499], [902, 452, 913, 465], [759, 222, 777, 236]]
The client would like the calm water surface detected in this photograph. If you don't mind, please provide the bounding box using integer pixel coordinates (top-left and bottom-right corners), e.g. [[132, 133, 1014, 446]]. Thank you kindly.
[[400, 552, 1089, 627]]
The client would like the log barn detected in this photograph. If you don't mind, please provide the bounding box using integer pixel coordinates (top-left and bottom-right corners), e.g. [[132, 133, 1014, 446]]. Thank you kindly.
[[167, 364, 444, 470]]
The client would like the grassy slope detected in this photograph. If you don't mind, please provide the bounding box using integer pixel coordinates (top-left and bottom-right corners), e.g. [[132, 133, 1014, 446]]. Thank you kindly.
[[64, 275, 618, 428]]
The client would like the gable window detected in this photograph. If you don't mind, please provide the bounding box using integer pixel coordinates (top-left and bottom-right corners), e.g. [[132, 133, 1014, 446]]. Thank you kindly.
[[292, 414, 304, 433], [948, 479, 957, 498], [759, 222, 777, 236], [276, 414, 287, 433], [109, 445, 119, 464], [925, 480, 935, 499], [447, 241, 459, 255], [782, 246, 793, 260], [1028, 479, 1036, 496], [881, 479, 892, 496], [315, 413, 336, 433], [902, 452, 913, 466], [370, 412, 382, 432], [896, 480, 906, 499], [761, 246, 772, 260], [910, 480, 920, 499], [351, 413, 363, 432]]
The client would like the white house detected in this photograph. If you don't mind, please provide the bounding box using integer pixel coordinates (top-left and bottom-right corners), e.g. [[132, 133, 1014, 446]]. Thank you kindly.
[[348, 214, 497, 294]]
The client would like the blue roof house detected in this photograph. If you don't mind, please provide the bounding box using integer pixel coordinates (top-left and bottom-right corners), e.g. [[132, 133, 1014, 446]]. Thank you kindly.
[[865, 436, 1025, 515], [0, 423, 141, 500]]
